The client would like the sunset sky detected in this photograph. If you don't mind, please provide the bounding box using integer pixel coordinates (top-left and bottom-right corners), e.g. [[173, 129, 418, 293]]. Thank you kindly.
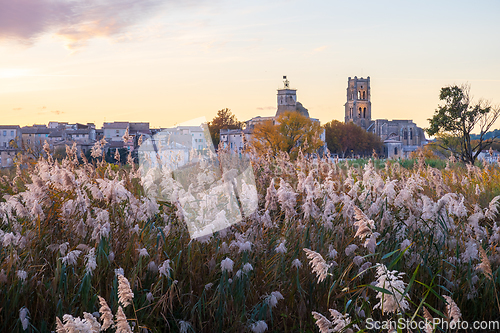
[[1, 0, 499, 131]]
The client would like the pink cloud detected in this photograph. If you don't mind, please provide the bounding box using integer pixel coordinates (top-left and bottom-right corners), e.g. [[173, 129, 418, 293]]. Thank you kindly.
[[0, 0, 172, 48]]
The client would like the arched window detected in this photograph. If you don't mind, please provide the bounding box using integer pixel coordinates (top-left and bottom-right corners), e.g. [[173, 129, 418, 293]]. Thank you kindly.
[[363, 107, 366, 118], [394, 147, 398, 155], [403, 130, 408, 140], [358, 91, 361, 99], [363, 91, 366, 99], [410, 128, 413, 140], [358, 107, 362, 117]]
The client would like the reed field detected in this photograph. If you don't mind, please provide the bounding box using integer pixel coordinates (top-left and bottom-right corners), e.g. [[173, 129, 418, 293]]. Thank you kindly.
[[1, 144, 500, 332]]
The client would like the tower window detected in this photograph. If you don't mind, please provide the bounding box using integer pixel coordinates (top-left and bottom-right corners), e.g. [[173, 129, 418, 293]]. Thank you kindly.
[[363, 91, 366, 99], [403, 130, 408, 140], [363, 107, 366, 118], [410, 128, 413, 140], [394, 147, 398, 155], [358, 107, 362, 117]]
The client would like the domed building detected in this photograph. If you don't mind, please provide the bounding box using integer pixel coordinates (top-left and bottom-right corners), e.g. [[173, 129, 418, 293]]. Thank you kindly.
[[275, 76, 310, 118]]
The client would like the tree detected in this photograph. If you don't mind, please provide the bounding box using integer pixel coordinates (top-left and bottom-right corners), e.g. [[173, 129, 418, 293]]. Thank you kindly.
[[426, 84, 500, 164], [252, 111, 324, 159], [207, 108, 243, 147], [251, 119, 282, 155], [324, 120, 382, 158], [409, 144, 441, 160]]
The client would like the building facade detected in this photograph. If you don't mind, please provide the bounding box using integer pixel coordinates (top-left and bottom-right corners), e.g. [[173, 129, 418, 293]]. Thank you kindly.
[[344, 76, 427, 158], [344, 76, 372, 130], [0, 125, 21, 167]]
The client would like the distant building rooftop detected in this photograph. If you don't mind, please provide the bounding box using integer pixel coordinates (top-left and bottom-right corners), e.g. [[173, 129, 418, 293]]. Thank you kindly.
[[103, 122, 129, 129]]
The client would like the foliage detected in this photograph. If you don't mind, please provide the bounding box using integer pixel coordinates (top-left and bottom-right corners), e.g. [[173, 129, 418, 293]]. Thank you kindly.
[[207, 108, 243, 148], [52, 147, 67, 161], [475, 138, 500, 153], [470, 129, 500, 141], [409, 145, 441, 160], [427, 84, 500, 164], [252, 111, 324, 159], [324, 120, 382, 158]]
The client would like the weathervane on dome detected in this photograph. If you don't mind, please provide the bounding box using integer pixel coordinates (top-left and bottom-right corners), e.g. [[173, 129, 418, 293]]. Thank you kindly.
[[283, 75, 290, 89]]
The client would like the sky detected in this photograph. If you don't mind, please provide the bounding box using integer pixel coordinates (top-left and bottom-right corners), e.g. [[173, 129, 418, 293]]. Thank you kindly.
[[1, 0, 499, 131]]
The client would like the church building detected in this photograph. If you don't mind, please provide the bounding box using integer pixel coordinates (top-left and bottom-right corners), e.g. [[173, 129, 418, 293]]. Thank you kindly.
[[344, 76, 427, 158]]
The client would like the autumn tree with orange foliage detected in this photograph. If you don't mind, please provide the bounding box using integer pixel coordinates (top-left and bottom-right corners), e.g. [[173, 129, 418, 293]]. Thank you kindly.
[[252, 111, 324, 159], [409, 145, 441, 160]]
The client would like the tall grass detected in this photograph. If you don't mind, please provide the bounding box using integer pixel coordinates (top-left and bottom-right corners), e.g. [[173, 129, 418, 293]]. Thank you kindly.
[[1, 149, 499, 332]]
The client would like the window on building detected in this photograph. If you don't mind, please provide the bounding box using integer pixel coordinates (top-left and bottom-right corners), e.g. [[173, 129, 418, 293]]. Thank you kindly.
[[394, 147, 398, 155], [403, 130, 408, 140], [363, 108, 366, 118], [363, 91, 366, 99], [2, 131, 6, 136], [410, 128, 413, 140], [116, 130, 119, 133], [10, 131, 14, 136], [358, 107, 362, 117]]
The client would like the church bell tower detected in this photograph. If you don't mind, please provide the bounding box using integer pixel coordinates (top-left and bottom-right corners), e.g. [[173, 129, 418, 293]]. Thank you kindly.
[[276, 76, 298, 116], [344, 76, 371, 130]]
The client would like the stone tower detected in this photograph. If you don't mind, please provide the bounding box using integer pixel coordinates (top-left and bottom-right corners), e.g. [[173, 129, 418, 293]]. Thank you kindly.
[[344, 76, 371, 130], [276, 76, 309, 118]]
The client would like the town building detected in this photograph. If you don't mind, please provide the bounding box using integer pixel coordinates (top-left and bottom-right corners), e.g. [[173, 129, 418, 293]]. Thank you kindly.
[[477, 150, 500, 164], [21, 123, 97, 156], [0, 125, 22, 168], [344, 76, 427, 158], [161, 125, 209, 151], [21, 125, 53, 150], [139, 124, 209, 170], [103, 122, 129, 142], [102, 122, 150, 151]]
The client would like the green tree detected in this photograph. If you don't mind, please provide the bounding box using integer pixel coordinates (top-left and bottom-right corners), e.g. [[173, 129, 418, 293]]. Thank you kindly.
[[426, 84, 500, 164], [207, 108, 243, 147], [324, 120, 382, 158]]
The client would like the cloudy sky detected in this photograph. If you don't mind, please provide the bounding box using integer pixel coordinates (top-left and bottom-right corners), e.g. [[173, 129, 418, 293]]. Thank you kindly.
[[1, 0, 499, 129]]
